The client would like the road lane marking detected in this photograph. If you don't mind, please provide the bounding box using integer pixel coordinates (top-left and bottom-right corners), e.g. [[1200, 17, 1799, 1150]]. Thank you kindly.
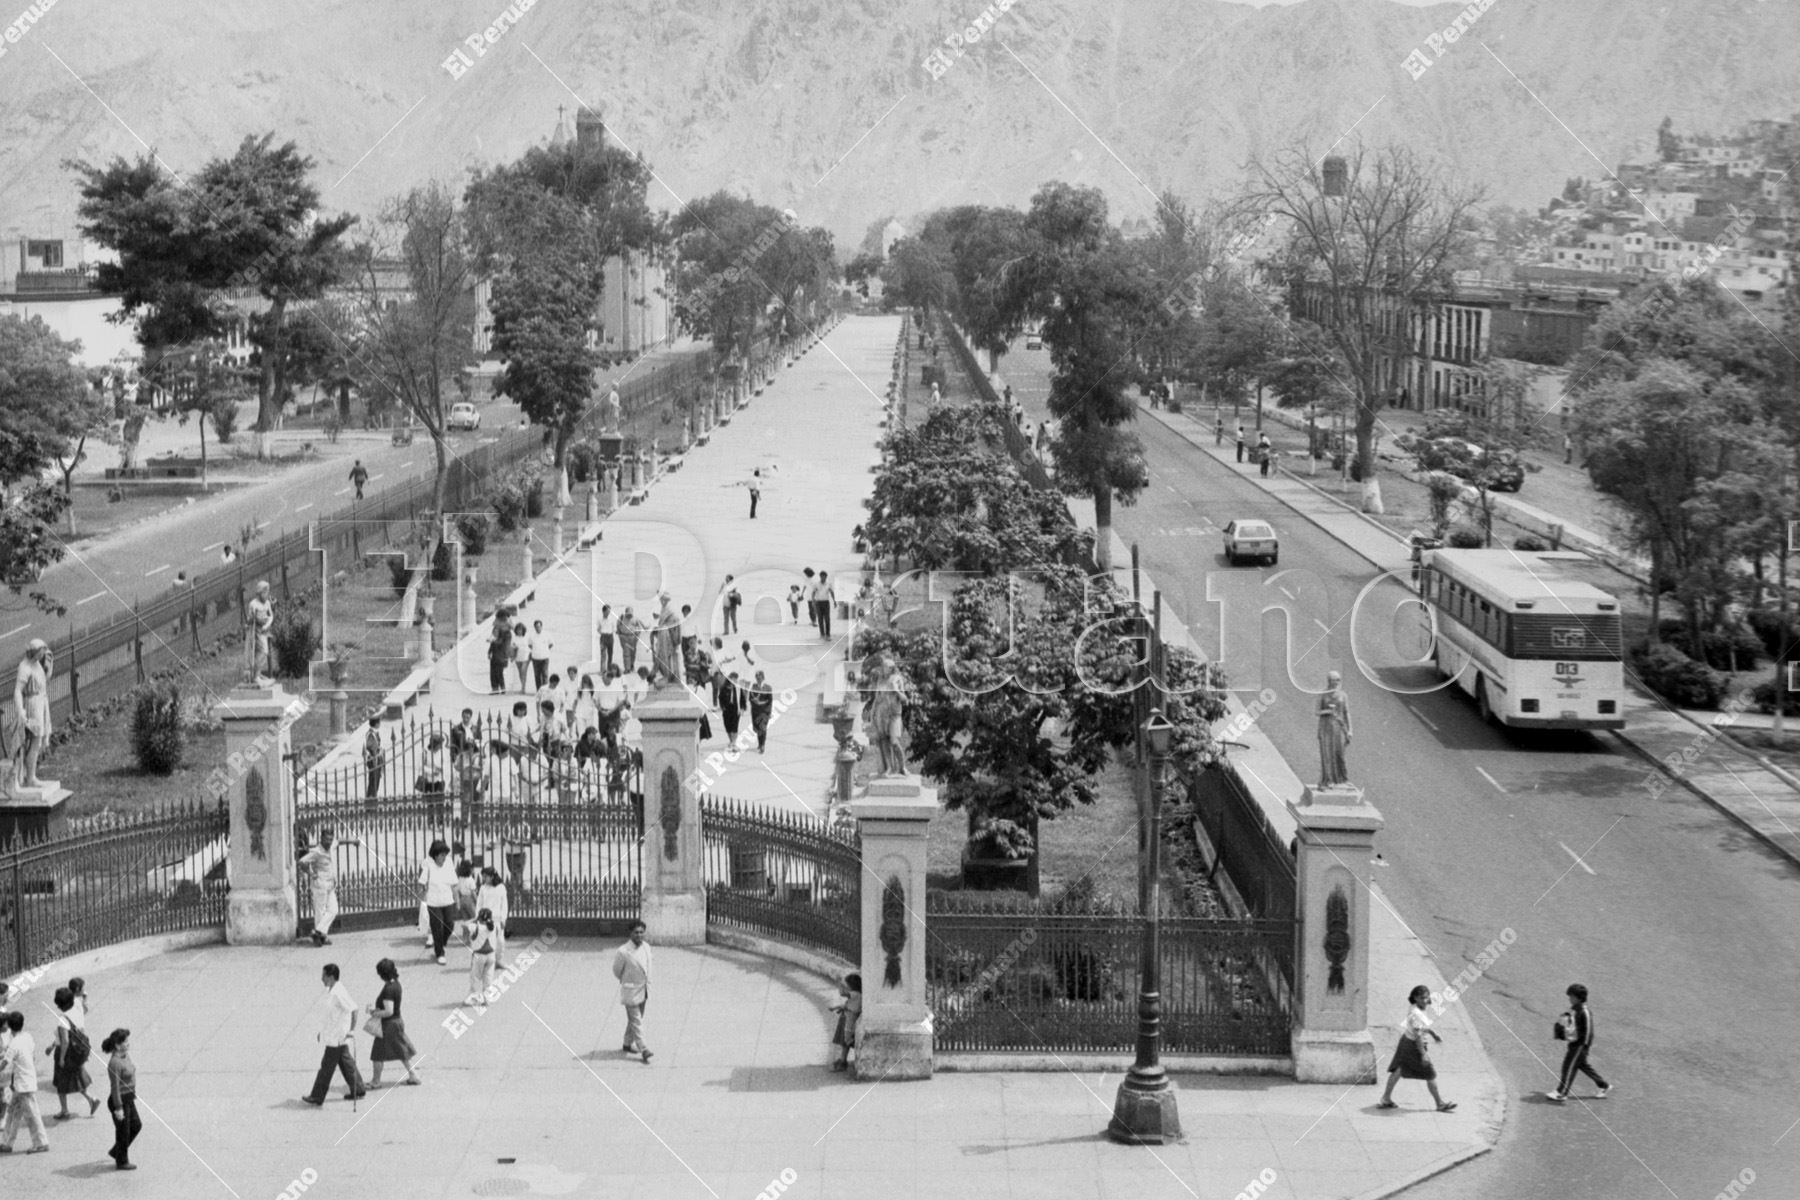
[[400, 461, 415, 468], [1475, 766, 1506, 792], [1408, 706, 1439, 731], [1559, 842, 1596, 875], [145, 564, 171, 577], [201, 541, 224, 552], [255, 521, 270, 530], [0, 624, 29, 640], [76, 590, 107, 606], [335, 487, 352, 496], [296, 503, 314, 512], [370, 474, 385, 482]]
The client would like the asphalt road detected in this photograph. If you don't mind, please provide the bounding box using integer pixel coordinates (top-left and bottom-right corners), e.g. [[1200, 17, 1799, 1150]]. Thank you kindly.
[[1002, 344, 1800, 1200]]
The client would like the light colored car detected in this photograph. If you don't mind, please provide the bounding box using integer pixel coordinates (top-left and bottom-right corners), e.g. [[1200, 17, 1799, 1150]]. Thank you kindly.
[[1025, 332, 1043, 350], [447, 402, 480, 431], [1223, 519, 1279, 566]]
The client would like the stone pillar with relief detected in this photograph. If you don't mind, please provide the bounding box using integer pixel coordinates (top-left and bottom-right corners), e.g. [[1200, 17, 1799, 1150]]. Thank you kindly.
[[1287, 784, 1383, 1083], [215, 683, 304, 945], [637, 690, 707, 945], [848, 776, 937, 1080]]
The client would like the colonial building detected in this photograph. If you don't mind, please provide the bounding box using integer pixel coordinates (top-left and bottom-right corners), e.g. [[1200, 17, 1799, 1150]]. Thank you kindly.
[[0, 232, 137, 366], [471, 105, 672, 364]]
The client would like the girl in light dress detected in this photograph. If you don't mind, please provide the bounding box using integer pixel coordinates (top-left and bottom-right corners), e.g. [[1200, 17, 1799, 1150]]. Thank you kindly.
[[466, 909, 499, 1010], [475, 866, 509, 966]]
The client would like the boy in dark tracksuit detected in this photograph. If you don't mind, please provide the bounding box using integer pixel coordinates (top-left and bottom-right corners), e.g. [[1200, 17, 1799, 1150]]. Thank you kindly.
[[1548, 983, 1609, 1101]]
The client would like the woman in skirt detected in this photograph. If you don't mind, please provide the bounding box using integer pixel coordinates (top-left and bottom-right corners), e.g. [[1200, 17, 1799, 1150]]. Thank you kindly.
[[1377, 984, 1455, 1112], [366, 959, 421, 1088], [50, 986, 100, 1118]]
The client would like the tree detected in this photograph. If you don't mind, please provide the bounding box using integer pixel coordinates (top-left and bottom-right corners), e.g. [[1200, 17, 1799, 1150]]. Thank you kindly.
[[0, 315, 106, 534], [1255, 143, 1486, 512], [489, 258, 598, 473], [997, 182, 1152, 571], [878, 234, 953, 318], [926, 205, 1033, 372], [68, 135, 355, 447], [1192, 277, 1291, 427], [147, 340, 251, 490], [1657, 117, 1679, 163], [1398, 398, 1537, 547], [668, 192, 788, 361], [345, 183, 479, 520]]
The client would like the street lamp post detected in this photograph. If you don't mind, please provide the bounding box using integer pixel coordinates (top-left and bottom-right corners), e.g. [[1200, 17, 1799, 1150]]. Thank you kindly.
[[1108, 707, 1181, 1145]]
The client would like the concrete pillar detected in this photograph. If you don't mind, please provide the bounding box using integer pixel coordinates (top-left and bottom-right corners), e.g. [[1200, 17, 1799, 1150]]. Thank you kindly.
[[848, 775, 938, 1080], [215, 684, 305, 945], [521, 541, 534, 585], [462, 567, 479, 637], [604, 465, 619, 513], [1287, 784, 1384, 1083], [415, 614, 434, 671], [637, 690, 707, 945]]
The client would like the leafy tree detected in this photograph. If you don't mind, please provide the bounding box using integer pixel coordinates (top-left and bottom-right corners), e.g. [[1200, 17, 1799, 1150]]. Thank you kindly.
[[1254, 143, 1485, 513], [997, 182, 1151, 570], [1398, 393, 1537, 547], [0, 315, 106, 534], [878, 234, 953, 318], [488, 258, 597, 472], [668, 192, 787, 360], [68, 135, 355, 442], [146, 340, 251, 489], [345, 182, 479, 519], [924, 205, 1034, 372]]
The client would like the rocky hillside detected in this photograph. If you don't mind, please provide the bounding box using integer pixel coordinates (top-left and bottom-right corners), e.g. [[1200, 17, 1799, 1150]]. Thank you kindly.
[[2, 0, 1796, 247]]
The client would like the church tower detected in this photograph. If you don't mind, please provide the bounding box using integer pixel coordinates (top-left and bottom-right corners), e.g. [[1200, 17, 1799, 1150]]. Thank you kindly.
[[574, 104, 606, 152]]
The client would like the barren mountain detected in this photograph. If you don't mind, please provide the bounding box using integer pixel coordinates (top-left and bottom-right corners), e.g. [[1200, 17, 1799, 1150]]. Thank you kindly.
[[2, 0, 1797, 248]]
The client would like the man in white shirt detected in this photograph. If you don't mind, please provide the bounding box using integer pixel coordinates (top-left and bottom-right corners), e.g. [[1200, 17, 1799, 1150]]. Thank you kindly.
[[527, 621, 554, 691], [299, 827, 360, 947], [596, 605, 618, 676], [596, 667, 626, 721], [301, 964, 365, 1105], [0, 1011, 47, 1152], [612, 922, 654, 1063]]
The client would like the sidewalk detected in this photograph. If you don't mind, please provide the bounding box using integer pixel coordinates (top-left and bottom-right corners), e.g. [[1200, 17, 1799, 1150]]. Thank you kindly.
[[309, 316, 887, 816], [18, 924, 1498, 1200], [1144, 403, 1800, 871]]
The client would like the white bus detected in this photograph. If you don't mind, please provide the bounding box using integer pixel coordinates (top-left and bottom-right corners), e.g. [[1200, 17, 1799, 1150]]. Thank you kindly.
[[1419, 549, 1625, 731]]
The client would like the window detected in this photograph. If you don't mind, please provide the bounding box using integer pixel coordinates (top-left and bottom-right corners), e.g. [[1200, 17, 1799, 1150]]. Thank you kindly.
[[25, 240, 62, 268]]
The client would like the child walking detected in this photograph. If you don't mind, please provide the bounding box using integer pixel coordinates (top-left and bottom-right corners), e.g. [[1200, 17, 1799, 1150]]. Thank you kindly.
[[829, 973, 862, 1072], [466, 910, 499, 1010], [1548, 983, 1609, 1102], [1377, 985, 1456, 1112]]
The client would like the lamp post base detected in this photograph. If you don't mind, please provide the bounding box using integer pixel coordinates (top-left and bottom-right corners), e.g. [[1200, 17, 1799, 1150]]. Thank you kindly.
[[1107, 1071, 1183, 1145]]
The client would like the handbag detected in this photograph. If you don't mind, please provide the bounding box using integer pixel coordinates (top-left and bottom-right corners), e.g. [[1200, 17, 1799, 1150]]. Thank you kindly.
[[361, 1013, 385, 1039]]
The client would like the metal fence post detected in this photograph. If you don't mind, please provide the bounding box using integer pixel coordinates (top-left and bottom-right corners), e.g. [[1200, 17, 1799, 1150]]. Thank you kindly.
[[68, 622, 81, 716], [11, 836, 26, 974]]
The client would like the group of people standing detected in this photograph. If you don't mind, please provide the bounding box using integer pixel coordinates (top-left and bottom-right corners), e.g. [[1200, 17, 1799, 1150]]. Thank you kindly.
[[0, 978, 140, 1169]]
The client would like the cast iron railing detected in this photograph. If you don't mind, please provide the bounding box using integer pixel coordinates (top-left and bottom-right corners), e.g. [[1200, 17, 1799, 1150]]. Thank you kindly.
[[699, 794, 860, 965]]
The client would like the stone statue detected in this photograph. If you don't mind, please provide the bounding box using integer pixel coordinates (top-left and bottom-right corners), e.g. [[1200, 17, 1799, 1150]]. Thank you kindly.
[[244, 580, 275, 684], [862, 655, 910, 777], [13, 639, 52, 791], [1316, 670, 1352, 788], [600, 387, 622, 434]]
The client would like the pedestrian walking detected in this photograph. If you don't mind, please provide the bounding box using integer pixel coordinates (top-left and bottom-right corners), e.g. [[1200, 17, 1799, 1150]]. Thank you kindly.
[[511, 622, 531, 693], [487, 611, 513, 694], [476, 866, 509, 964], [1256, 432, 1272, 476], [723, 576, 742, 635], [801, 569, 817, 626], [748, 477, 761, 519], [786, 584, 803, 625], [596, 604, 617, 677], [1235, 425, 1246, 463], [719, 673, 743, 746], [418, 840, 457, 965], [1214, 416, 1224, 445], [1376, 985, 1456, 1112], [301, 964, 366, 1106], [813, 572, 834, 639], [349, 460, 369, 500], [299, 827, 358, 946], [828, 973, 862, 1072], [365, 960, 421, 1088], [102, 1029, 138, 1170], [1547, 983, 1609, 1102], [617, 608, 641, 674], [748, 670, 774, 753], [452, 860, 478, 929], [1563, 433, 1574, 465], [466, 909, 500, 1009], [1260, 444, 1277, 478], [0, 1010, 47, 1152], [528, 621, 554, 691], [612, 921, 654, 1064], [49, 987, 99, 1120], [363, 716, 385, 802]]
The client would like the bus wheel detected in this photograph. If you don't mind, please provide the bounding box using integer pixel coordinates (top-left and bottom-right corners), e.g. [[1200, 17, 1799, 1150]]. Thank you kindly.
[[1475, 676, 1495, 725]]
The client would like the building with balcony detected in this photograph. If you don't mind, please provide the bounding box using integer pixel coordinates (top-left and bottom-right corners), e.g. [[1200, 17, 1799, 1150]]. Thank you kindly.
[[0, 233, 137, 366]]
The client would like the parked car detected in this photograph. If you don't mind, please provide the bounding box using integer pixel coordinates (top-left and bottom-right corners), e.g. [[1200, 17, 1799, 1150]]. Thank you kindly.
[[1223, 519, 1279, 566], [1398, 432, 1527, 493], [447, 402, 481, 431]]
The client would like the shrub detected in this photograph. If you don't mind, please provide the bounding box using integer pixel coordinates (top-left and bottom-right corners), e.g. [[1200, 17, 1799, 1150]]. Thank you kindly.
[[1655, 619, 1762, 672], [456, 512, 491, 557], [209, 401, 238, 444], [1447, 528, 1485, 549], [491, 484, 526, 535], [131, 683, 185, 775], [431, 539, 454, 583], [386, 555, 414, 594], [566, 442, 597, 484], [524, 475, 545, 519], [270, 610, 320, 680], [1631, 642, 1729, 710], [1745, 608, 1800, 660], [1513, 535, 1548, 552], [322, 410, 343, 444], [1750, 673, 1797, 715]]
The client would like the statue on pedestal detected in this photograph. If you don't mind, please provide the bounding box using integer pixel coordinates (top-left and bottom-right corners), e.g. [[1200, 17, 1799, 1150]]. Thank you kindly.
[[600, 387, 622, 434], [244, 579, 275, 685], [862, 654, 910, 777], [1316, 670, 1352, 788], [14, 639, 53, 791]]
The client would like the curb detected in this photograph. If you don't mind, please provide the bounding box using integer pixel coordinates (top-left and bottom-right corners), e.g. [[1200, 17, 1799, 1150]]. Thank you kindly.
[[5, 927, 225, 994]]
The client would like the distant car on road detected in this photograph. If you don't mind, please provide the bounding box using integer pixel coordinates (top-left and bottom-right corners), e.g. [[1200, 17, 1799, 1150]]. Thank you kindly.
[[448, 402, 481, 431], [1223, 519, 1279, 566], [1025, 332, 1043, 350]]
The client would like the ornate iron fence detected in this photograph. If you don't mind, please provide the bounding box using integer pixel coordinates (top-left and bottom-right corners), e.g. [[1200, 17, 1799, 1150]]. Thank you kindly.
[[699, 794, 860, 965], [0, 799, 230, 975], [925, 891, 1294, 1057], [1186, 763, 1297, 921]]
